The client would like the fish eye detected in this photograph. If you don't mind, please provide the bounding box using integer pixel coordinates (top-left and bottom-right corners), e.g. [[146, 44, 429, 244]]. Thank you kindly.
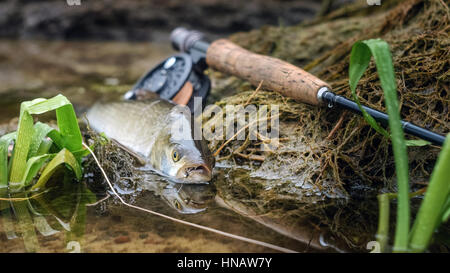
[[172, 150, 181, 162], [174, 200, 182, 210]]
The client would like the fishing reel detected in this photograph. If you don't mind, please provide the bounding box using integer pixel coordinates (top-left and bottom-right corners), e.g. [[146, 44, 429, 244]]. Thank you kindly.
[[124, 32, 210, 113]]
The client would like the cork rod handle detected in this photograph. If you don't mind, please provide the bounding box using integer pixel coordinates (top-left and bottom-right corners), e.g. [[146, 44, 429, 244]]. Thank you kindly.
[[206, 39, 330, 105]]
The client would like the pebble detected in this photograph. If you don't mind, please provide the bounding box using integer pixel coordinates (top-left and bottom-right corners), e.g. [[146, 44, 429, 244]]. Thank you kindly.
[[114, 236, 131, 244]]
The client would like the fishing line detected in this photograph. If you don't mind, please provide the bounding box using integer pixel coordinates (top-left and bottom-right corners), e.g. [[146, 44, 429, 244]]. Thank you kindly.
[[82, 142, 298, 253]]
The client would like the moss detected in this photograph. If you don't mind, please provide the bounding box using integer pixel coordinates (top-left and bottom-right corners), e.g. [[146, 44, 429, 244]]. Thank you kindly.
[[206, 0, 449, 250]]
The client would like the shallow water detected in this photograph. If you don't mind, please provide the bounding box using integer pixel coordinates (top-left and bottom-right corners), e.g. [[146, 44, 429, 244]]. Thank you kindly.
[[0, 167, 334, 253], [0, 39, 341, 253], [8, 39, 441, 253]]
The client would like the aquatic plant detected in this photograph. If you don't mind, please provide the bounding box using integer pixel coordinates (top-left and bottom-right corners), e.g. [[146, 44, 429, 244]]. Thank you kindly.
[[349, 39, 449, 252], [0, 94, 90, 252]]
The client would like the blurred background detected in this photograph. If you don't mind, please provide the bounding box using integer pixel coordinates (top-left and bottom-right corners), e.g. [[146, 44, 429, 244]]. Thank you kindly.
[[0, 0, 354, 123], [0, 0, 355, 41]]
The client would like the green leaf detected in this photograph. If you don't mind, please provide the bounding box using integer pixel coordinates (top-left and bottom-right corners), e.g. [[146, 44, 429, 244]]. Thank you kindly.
[[349, 39, 410, 251], [440, 196, 450, 223], [25, 95, 83, 153], [72, 147, 91, 159], [31, 149, 82, 192], [8, 94, 84, 189], [405, 139, 431, 147], [47, 130, 64, 149], [0, 132, 16, 187], [410, 134, 450, 252], [376, 193, 390, 253], [24, 95, 71, 115], [28, 122, 55, 159], [21, 154, 55, 186], [442, 207, 450, 223], [9, 104, 34, 187], [349, 41, 390, 138], [56, 104, 83, 152], [36, 138, 53, 155]]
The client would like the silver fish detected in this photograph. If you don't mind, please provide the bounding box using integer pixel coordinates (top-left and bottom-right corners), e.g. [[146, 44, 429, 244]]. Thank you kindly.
[[86, 99, 214, 183]]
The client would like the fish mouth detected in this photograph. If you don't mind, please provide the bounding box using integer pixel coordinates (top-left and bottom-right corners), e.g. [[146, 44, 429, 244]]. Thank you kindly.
[[176, 163, 212, 183]]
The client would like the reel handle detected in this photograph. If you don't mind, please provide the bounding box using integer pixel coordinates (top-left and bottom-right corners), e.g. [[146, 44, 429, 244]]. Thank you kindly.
[[206, 39, 331, 106]]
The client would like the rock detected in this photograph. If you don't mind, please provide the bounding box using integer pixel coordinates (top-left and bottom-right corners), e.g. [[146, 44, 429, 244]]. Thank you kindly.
[[114, 235, 131, 244]]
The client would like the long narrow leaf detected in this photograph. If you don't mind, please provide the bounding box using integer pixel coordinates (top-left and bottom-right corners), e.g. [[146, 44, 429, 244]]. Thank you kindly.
[[28, 122, 55, 159], [440, 196, 450, 223], [56, 104, 83, 153], [350, 39, 410, 251], [36, 138, 53, 155], [25, 95, 82, 153], [21, 154, 55, 187], [0, 133, 18, 240], [31, 149, 82, 192], [8, 104, 34, 187], [376, 193, 390, 253], [409, 134, 450, 252], [0, 132, 16, 188]]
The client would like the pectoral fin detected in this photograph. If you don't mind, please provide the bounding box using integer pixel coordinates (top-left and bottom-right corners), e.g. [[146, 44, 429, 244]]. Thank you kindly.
[[111, 139, 146, 166]]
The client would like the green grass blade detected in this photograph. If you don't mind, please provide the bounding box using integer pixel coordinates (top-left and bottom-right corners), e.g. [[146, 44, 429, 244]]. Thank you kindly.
[[349, 39, 410, 251], [26, 95, 82, 149], [405, 140, 431, 147], [0, 132, 16, 188], [349, 41, 390, 138], [8, 105, 34, 187], [24, 95, 71, 115], [31, 149, 82, 192], [376, 193, 390, 253], [0, 134, 18, 240], [56, 104, 83, 153], [440, 196, 450, 223], [21, 154, 55, 187], [9, 94, 84, 189], [36, 138, 53, 155], [28, 122, 55, 159], [409, 134, 450, 252], [47, 130, 64, 150], [25, 95, 82, 152]]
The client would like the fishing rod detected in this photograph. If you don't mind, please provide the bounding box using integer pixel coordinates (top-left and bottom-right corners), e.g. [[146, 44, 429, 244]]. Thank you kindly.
[[126, 27, 446, 146]]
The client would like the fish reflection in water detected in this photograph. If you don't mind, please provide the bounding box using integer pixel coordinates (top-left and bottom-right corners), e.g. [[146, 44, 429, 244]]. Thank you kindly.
[[133, 170, 216, 214]]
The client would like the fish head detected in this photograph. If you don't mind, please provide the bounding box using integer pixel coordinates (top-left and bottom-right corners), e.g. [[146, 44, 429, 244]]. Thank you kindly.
[[150, 106, 215, 184]]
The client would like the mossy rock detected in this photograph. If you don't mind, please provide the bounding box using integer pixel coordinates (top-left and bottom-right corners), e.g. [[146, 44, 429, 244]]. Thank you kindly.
[[206, 0, 449, 250]]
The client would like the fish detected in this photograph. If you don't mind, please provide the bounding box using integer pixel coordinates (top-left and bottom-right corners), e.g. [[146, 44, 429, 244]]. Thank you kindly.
[[85, 98, 215, 184], [138, 172, 216, 214]]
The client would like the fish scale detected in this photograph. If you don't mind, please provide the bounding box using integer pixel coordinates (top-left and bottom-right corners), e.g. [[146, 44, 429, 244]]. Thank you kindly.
[[86, 99, 173, 158]]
